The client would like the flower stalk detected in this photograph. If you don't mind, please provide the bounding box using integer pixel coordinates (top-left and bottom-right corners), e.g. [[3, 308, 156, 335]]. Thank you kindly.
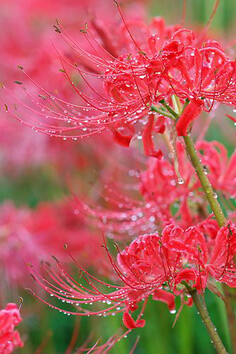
[[183, 133, 235, 353], [158, 100, 227, 227], [156, 101, 234, 351], [183, 134, 227, 227], [187, 287, 228, 354]]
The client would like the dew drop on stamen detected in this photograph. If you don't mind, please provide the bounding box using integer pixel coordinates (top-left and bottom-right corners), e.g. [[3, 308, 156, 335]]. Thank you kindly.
[[177, 177, 184, 185]]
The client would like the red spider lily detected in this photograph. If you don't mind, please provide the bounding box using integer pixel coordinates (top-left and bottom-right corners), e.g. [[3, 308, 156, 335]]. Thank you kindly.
[[206, 222, 236, 286], [26, 235, 175, 330], [0, 0, 122, 172], [0, 303, 24, 353], [140, 139, 235, 210], [2, 12, 183, 157], [162, 39, 236, 135], [72, 140, 234, 239], [0, 4, 79, 171], [3, 1, 234, 153], [73, 142, 191, 239], [26, 220, 235, 331], [196, 141, 236, 199], [163, 221, 236, 289], [197, 216, 220, 240], [73, 184, 170, 240]]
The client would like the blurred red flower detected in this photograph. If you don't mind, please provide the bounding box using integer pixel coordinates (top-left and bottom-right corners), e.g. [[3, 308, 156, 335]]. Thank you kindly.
[[0, 303, 23, 354]]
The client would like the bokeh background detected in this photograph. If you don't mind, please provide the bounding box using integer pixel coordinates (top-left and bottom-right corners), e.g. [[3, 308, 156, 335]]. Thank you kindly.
[[0, 0, 235, 353]]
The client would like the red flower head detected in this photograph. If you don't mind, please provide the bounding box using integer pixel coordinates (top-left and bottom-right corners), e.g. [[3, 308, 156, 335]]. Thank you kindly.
[[196, 140, 236, 199], [206, 221, 236, 286], [162, 221, 236, 289], [27, 234, 176, 331], [3, 2, 235, 156], [162, 39, 236, 135], [74, 139, 234, 238], [27, 220, 235, 332], [3, 9, 186, 158], [0, 303, 24, 354]]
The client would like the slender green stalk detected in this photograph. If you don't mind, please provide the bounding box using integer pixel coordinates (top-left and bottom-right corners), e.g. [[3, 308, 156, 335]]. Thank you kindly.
[[159, 99, 179, 119], [189, 289, 228, 354], [183, 134, 235, 352], [153, 102, 226, 226], [183, 134, 227, 227], [150, 105, 174, 119], [153, 101, 234, 351]]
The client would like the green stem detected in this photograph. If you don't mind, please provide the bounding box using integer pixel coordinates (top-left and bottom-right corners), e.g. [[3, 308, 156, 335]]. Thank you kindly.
[[183, 134, 227, 227], [153, 101, 234, 351], [159, 99, 179, 119], [189, 289, 228, 354], [152, 102, 234, 350], [150, 105, 174, 119], [183, 134, 235, 352]]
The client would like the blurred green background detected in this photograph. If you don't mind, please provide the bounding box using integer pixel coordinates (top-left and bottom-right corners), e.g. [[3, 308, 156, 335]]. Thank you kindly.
[[151, 0, 236, 37], [3, 0, 234, 353]]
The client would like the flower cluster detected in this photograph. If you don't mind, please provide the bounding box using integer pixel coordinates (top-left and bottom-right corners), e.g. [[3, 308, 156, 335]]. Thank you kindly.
[[4, 4, 235, 158], [28, 220, 236, 330], [0, 0, 235, 352]]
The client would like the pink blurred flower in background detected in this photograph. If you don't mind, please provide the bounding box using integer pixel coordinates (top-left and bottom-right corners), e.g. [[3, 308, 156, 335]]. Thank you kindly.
[[0, 199, 109, 287]]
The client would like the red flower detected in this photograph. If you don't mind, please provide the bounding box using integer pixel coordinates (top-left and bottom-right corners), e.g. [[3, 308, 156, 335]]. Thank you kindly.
[[163, 221, 236, 289], [4, 14, 183, 157], [4, 5, 235, 150], [0, 303, 23, 354], [27, 234, 175, 330], [27, 220, 235, 330], [73, 139, 235, 240], [196, 141, 236, 199], [175, 98, 204, 136], [206, 222, 236, 287], [162, 40, 236, 135]]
